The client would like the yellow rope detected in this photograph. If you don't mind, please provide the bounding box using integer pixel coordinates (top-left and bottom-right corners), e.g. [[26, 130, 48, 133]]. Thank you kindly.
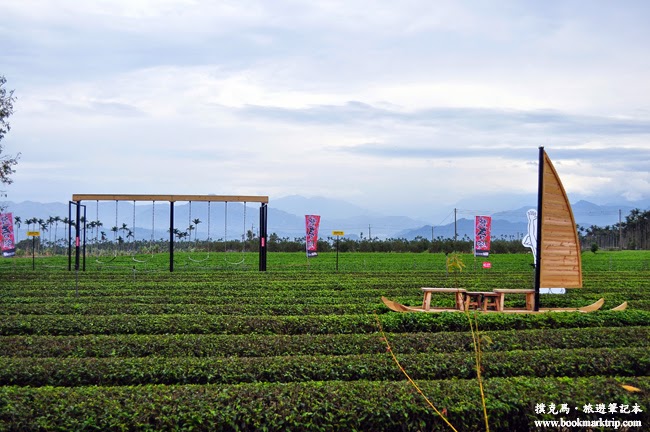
[[374, 314, 458, 432], [466, 310, 490, 432]]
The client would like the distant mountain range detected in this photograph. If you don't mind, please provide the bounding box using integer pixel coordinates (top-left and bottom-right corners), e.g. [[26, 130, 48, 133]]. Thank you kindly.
[[2, 196, 647, 243]]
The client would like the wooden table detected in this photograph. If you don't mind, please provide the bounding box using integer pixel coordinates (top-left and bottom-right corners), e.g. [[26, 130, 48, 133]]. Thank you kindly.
[[420, 287, 467, 311], [464, 291, 502, 311]]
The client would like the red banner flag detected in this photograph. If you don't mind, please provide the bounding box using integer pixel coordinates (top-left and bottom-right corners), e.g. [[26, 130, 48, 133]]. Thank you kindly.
[[474, 215, 492, 257], [305, 215, 321, 257], [0, 212, 16, 258]]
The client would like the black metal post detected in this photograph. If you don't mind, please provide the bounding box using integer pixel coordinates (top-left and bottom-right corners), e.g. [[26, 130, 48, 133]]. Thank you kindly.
[[169, 201, 174, 272], [259, 203, 267, 271], [32, 236, 35, 270], [534, 146, 544, 311], [335, 235, 340, 272], [82, 204, 87, 271], [75, 201, 81, 272], [68, 201, 73, 271]]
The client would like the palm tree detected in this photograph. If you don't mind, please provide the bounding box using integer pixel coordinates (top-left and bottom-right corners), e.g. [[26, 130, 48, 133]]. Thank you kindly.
[[52, 216, 61, 248], [623, 209, 642, 249], [38, 219, 47, 235], [25, 218, 35, 231], [192, 218, 202, 242], [94, 220, 103, 243], [118, 223, 129, 250], [173, 229, 188, 242], [60, 217, 70, 246], [14, 216, 21, 229], [46, 216, 55, 246], [37, 219, 47, 254], [111, 226, 119, 244], [87, 221, 97, 242]]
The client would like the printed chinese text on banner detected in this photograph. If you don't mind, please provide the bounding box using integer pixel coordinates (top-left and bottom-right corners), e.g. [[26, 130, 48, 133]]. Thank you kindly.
[[474, 215, 492, 257], [0, 212, 16, 258], [305, 215, 321, 257]]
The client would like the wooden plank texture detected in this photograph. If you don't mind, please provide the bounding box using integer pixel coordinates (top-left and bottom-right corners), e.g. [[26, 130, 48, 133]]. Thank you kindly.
[[540, 151, 583, 288], [72, 194, 269, 203]]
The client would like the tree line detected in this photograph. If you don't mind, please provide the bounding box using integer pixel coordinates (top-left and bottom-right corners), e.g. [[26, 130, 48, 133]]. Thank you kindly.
[[9, 207, 649, 256], [577, 208, 650, 251]]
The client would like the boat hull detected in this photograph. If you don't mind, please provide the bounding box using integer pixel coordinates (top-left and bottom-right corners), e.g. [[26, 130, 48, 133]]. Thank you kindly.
[[381, 296, 614, 314]]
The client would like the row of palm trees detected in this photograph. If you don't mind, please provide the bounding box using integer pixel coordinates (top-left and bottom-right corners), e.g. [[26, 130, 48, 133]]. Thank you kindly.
[[14, 215, 209, 252], [14, 216, 67, 248], [578, 208, 650, 250], [86, 218, 207, 244]]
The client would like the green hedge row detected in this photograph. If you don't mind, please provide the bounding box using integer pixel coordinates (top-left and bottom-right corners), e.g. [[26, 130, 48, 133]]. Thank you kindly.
[[2, 292, 645, 312], [0, 275, 438, 292], [1, 295, 645, 316], [0, 269, 563, 291], [8, 281, 644, 297], [7, 279, 647, 294], [0, 302, 378, 316], [0, 377, 647, 431], [1, 347, 647, 387], [1, 327, 648, 358], [0, 295, 383, 306], [0, 288, 428, 299], [2, 310, 649, 336]]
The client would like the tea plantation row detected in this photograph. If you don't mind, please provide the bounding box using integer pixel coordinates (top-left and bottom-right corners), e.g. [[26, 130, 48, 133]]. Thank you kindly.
[[1, 252, 648, 431]]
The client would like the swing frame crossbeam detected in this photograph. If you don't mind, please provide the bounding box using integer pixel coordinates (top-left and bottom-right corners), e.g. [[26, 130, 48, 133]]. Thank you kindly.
[[72, 194, 268, 203], [69, 194, 269, 272]]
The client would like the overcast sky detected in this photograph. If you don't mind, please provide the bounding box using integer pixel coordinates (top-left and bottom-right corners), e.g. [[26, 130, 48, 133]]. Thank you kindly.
[[2, 0, 649, 222]]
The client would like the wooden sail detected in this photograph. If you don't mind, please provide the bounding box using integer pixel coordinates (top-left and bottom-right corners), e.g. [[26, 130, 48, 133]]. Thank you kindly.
[[536, 148, 583, 291]]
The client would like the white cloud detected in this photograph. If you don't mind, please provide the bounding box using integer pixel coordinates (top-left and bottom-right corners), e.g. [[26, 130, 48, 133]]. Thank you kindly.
[[2, 0, 649, 217]]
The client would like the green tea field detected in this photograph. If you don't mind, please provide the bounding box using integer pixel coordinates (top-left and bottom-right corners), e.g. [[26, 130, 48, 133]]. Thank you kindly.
[[1, 251, 649, 431]]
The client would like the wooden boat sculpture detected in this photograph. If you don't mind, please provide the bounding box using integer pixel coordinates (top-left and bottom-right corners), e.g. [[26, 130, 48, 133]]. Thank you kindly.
[[381, 295, 610, 314], [383, 147, 627, 314]]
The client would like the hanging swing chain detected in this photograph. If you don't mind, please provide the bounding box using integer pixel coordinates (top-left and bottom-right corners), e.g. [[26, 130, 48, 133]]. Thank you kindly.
[[224, 202, 228, 252], [242, 202, 247, 251], [223, 202, 246, 252], [151, 201, 155, 242], [207, 202, 211, 244], [95, 200, 100, 243], [132, 200, 136, 246], [114, 201, 119, 242], [188, 201, 192, 242]]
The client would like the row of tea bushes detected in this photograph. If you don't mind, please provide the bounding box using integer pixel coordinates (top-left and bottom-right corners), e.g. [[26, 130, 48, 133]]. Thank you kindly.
[[1, 347, 647, 387], [1, 376, 647, 431], [3, 298, 646, 316], [0, 302, 379, 316], [1, 261, 647, 431], [1, 326, 648, 358], [1, 310, 650, 336]]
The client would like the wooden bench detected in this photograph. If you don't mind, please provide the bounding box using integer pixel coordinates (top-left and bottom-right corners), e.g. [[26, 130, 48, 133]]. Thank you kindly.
[[420, 287, 467, 311], [493, 289, 536, 311], [464, 291, 502, 311]]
